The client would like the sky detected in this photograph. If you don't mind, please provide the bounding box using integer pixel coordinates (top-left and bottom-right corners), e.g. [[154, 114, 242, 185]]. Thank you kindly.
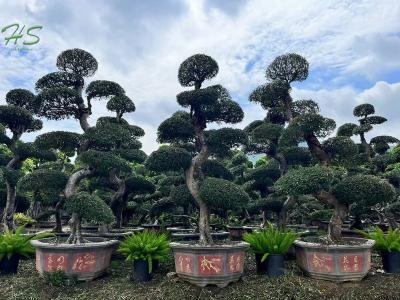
[[0, 0, 399, 154]]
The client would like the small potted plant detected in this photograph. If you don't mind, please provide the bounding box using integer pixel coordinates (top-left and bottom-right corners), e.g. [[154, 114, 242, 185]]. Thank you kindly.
[[0, 226, 52, 275], [118, 231, 170, 282], [360, 227, 400, 273], [243, 223, 298, 276], [226, 215, 245, 241]]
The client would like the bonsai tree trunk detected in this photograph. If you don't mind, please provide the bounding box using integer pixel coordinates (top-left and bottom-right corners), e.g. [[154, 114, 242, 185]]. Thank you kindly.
[[64, 168, 94, 244], [54, 211, 62, 233], [185, 126, 213, 245], [3, 181, 17, 230], [304, 133, 330, 166], [315, 191, 347, 243], [359, 133, 371, 162], [2, 134, 21, 230], [278, 195, 296, 229], [109, 169, 126, 229]]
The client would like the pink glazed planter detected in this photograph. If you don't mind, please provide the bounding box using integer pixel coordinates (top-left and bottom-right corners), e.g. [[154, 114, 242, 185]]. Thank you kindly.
[[170, 241, 249, 287], [32, 237, 118, 281], [294, 237, 375, 282]]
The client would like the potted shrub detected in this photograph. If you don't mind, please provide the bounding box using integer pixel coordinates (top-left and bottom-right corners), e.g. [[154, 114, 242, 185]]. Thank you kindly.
[[226, 215, 245, 241], [146, 54, 250, 287], [30, 48, 143, 280], [118, 231, 170, 282], [243, 223, 298, 276], [360, 227, 400, 273], [275, 166, 396, 281], [0, 226, 52, 275]]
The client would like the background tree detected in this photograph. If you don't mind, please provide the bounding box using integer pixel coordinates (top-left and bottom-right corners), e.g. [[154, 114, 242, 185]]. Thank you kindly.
[[0, 89, 56, 229], [34, 48, 139, 243], [146, 54, 249, 244], [337, 103, 399, 162], [275, 165, 396, 242], [245, 53, 314, 227]]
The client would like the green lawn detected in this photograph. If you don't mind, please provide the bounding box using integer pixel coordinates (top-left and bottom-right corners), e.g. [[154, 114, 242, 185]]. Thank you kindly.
[[0, 254, 398, 300]]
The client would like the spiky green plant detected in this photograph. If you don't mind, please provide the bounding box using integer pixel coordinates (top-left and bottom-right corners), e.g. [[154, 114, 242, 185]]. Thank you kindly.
[[359, 227, 400, 252], [0, 226, 54, 260], [118, 231, 170, 273], [243, 223, 298, 262]]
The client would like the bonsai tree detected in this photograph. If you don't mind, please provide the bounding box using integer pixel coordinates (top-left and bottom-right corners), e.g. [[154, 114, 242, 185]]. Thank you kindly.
[[0, 89, 56, 229], [337, 103, 399, 161], [33, 48, 140, 243], [146, 54, 249, 244], [245, 54, 315, 227], [110, 174, 155, 227], [17, 168, 68, 232], [275, 165, 396, 242]]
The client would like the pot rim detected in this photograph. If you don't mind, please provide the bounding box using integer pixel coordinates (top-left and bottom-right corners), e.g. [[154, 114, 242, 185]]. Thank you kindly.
[[170, 241, 249, 250], [31, 237, 118, 250], [294, 237, 375, 249]]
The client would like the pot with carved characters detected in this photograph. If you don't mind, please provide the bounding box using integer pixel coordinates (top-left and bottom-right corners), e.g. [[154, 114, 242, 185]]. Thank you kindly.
[[31, 237, 118, 281], [294, 237, 374, 282], [170, 241, 249, 288]]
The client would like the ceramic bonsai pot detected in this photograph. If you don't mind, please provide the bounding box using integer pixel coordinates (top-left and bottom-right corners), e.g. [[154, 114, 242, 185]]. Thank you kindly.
[[226, 225, 245, 241], [294, 237, 374, 282], [141, 224, 162, 232], [381, 251, 400, 273], [83, 227, 144, 241], [32, 237, 118, 281], [171, 232, 229, 242], [170, 241, 249, 287]]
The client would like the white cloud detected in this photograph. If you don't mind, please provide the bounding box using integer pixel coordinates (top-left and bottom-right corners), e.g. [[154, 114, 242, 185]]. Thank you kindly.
[[292, 81, 400, 142], [0, 0, 399, 153]]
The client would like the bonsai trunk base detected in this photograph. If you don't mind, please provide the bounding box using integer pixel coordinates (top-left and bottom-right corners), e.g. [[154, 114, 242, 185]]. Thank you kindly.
[[294, 238, 374, 282], [170, 241, 249, 288], [32, 237, 118, 281]]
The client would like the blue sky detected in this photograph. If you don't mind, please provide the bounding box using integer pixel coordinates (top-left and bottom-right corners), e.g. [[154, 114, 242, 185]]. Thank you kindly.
[[0, 0, 399, 153]]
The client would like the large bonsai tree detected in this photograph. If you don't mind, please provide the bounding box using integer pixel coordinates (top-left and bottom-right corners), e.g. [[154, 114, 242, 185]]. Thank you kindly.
[[0, 89, 56, 229], [275, 165, 396, 242], [245, 54, 315, 227], [33, 48, 142, 242], [270, 67, 397, 241], [146, 54, 249, 244]]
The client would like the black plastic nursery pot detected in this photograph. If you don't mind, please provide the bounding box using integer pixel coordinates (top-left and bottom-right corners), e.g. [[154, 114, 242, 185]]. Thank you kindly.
[[133, 260, 152, 282], [265, 254, 285, 277], [255, 253, 268, 274], [381, 251, 400, 273], [0, 255, 20, 275]]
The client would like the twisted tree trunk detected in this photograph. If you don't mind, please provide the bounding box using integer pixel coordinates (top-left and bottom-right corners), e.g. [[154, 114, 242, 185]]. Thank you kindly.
[[3, 182, 17, 230], [2, 133, 21, 231], [109, 169, 126, 228], [315, 190, 347, 243], [65, 168, 94, 244], [360, 133, 372, 162], [304, 133, 330, 166], [185, 126, 212, 245], [278, 195, 296, 229]]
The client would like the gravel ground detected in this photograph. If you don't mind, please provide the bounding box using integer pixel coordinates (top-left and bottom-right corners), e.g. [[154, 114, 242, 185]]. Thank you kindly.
[[0, 253, 398, 300]]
